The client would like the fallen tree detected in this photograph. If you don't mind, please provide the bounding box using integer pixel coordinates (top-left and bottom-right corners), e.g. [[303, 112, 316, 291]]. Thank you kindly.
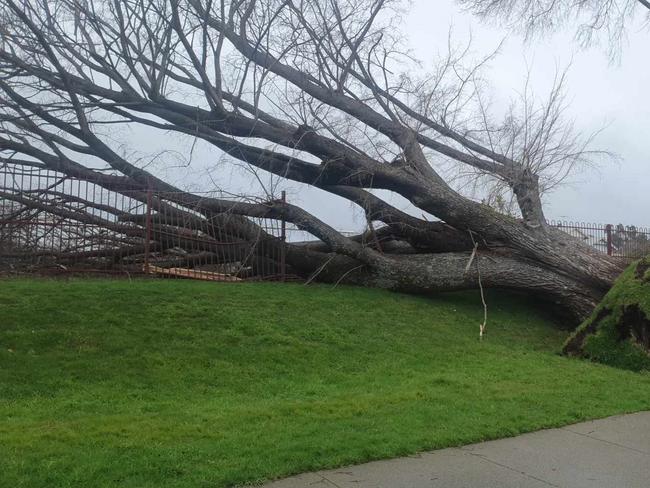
[[0, 0, 626, 321]]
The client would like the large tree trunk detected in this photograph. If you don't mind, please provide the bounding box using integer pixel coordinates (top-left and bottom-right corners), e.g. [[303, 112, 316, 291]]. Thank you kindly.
[[285, 240, 615, 323]]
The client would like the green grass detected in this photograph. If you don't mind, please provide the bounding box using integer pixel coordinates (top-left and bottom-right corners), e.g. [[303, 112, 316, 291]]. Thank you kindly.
[[1, 279, 650, 488]]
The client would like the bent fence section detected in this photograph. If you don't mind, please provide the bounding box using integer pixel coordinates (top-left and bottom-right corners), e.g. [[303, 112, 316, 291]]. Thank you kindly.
[[0, 165, 289, 281]]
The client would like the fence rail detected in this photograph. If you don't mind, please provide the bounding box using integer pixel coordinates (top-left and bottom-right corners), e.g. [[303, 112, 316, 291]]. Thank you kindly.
[[549, 220, 650, 261]]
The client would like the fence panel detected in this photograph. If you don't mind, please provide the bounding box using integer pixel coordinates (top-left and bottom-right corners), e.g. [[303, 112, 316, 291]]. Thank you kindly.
[[550, 220, 650, 261], [0, 165, 288, 281]]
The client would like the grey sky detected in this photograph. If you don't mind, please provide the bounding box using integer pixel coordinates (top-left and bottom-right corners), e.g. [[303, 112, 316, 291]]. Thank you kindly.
[[154, 0, 649, 233], [406, 0, 650, 227]]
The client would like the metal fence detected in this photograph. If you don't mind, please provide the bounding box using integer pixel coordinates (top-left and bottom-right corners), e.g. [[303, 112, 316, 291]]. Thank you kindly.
[[550, 220, 650, 261], [0, 165, 290, 281]]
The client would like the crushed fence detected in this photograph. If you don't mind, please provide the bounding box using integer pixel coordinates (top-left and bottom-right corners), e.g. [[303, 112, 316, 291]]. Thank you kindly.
[[549, 220, 650, 261], [0, 165, 290, 281]]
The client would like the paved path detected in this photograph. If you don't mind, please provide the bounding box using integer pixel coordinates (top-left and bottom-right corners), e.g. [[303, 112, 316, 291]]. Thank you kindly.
[[262, 412, 650, 488]]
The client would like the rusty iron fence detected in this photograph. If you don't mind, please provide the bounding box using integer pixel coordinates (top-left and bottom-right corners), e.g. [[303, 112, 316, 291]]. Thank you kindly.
[[0, 164, 291, 281], [549, 220, 650, 261]]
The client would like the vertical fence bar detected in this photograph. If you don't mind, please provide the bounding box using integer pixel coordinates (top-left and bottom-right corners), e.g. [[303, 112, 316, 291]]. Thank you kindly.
[[144, 187, 153, 275], [605, 224, 613, 256], [280, 190, 287, 282]]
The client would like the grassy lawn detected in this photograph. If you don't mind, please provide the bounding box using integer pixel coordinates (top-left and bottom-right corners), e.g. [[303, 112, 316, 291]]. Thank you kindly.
[[1, 279, 650, 487]]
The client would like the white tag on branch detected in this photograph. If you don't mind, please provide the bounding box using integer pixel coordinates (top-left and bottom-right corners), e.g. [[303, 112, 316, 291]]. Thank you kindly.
[[464, 243, 478, 274]]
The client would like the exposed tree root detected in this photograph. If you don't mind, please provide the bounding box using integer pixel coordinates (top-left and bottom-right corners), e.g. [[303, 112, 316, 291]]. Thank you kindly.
[[563, 258, 650, 371]]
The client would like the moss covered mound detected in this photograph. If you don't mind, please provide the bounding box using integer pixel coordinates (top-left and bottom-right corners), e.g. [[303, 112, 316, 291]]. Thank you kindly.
[[563, 257, 650, 371]]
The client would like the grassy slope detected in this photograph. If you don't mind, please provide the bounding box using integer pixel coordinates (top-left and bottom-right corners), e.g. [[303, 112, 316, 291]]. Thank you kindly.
[[1, 279, 650, 488]]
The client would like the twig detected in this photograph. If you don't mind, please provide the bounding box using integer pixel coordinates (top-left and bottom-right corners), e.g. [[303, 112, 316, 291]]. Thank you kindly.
[[332, 265, 364, 288], [467, 230, 488, 339], [304, 255, 335, 286]]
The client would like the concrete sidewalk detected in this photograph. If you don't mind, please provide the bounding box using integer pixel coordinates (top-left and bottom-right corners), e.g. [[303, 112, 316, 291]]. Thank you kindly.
[[262, 412, 650, 488]]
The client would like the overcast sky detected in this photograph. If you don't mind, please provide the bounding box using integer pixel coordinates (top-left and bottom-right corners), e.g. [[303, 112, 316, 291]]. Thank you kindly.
[[164, 0, 650, 233], [406, 0, 650, 227]]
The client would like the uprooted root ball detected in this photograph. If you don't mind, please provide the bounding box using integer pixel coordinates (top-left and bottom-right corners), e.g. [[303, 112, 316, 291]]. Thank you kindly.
[[563, 257, 650, 371]]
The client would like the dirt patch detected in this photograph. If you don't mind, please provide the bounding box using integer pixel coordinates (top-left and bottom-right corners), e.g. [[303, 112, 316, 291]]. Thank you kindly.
[[563, 307, 612, 355], [617, 305, 650, 353]]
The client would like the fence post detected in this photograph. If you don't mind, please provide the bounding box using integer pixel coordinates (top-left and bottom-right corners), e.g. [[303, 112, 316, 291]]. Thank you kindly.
[[144, 187, 153, 275], [605, 224, 613, 256], [280, 190, 286, 281]]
